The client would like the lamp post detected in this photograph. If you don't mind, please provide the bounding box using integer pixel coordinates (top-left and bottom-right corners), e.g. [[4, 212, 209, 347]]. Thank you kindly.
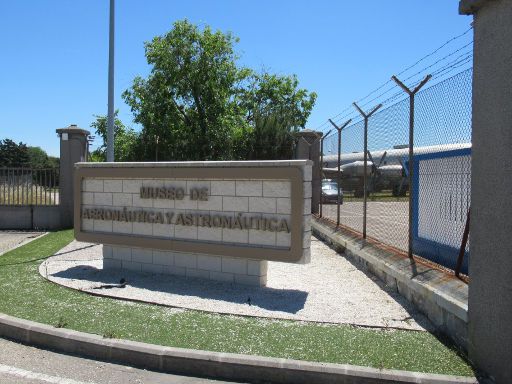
[[106, 0, 115, 162]]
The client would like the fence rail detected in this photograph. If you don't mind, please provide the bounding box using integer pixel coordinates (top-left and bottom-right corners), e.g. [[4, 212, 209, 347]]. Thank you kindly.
[[318, 68, 472, 276], [0, 167, 60, 206]]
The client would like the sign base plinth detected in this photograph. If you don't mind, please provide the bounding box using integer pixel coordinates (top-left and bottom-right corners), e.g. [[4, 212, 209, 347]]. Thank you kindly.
[[103, 245, 268, 286]]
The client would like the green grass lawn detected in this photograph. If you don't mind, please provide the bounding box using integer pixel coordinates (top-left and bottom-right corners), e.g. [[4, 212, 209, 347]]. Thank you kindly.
[[0, 230, 474, 376]]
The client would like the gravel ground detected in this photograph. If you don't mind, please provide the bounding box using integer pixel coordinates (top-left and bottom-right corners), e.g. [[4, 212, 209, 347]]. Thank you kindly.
[[0, 231, 44, 256], [40, 237, 432, 331]]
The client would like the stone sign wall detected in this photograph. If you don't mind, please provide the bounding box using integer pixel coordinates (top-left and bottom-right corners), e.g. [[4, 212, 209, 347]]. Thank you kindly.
[[74, 161, 312, 286]]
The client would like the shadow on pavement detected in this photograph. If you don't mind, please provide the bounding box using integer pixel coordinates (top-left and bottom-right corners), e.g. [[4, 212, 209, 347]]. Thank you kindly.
[[51, 265, 309, 314]]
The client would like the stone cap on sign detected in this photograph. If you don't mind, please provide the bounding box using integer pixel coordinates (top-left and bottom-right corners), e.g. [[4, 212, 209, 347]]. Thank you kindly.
[[75, 160, 312, 168], [56, 125, 91, 136], [459, 0, 492, 15]]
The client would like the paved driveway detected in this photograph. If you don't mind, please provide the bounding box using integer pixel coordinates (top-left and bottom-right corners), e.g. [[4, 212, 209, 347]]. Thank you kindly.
[[321, 201, 408, 251], [0, 231, 44, 256], [0, 337, 242, 384]]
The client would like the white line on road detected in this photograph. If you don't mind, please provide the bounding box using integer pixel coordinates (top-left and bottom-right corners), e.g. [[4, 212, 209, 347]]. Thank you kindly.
[[0, 363, 93, 384]]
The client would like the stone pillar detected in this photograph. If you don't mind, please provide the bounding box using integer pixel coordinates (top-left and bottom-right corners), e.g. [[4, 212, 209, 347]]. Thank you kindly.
[[460, 1, 512, 382], [296, 129, 322, 214], [56, 125, 90, 228]]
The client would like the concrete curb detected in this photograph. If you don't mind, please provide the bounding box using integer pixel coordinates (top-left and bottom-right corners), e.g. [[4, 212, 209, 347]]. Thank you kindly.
[[0, 313, 477, 383]]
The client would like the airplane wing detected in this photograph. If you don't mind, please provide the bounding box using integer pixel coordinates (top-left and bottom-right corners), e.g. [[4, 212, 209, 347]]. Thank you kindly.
[[322, 167, 343, 179]]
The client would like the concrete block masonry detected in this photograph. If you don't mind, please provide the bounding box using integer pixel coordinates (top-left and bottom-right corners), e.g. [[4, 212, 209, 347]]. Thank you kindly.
[[104, 246, 270, 286], [75, 161, 312, 286]]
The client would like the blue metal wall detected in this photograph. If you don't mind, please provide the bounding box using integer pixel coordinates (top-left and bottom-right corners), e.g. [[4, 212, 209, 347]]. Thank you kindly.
[[411, 148, 471, 274]]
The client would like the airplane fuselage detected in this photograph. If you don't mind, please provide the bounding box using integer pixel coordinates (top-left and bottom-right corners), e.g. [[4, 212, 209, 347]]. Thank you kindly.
[[323, 142, 471, 168], [321, 142, 471, 197]]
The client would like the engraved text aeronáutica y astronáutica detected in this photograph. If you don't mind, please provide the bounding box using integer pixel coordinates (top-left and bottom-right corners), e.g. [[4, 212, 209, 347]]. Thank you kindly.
[[81, 208, 290, 233]]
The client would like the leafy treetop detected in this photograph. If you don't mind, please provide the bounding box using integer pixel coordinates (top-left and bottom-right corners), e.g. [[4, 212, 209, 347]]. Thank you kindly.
[[95, 19, 317, 162], [0, 139, 58, 168]]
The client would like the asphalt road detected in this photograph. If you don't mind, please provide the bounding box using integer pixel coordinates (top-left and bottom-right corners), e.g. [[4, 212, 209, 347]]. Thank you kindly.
[[0, 337, 246, 384], [321, 201, 408, 251]]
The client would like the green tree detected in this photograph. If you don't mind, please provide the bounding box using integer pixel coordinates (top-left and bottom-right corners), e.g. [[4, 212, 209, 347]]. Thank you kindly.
[[27, 146, 49, 167], [239, 73, 317, 159], [0, 139, 30, 167], [242, 113, 295, 160], [123, 20, 251, 161], [90, 112, 138, 162], [122, 20, 316, 161], [46, 156, 59, 169], [244, 72, 316, 129]]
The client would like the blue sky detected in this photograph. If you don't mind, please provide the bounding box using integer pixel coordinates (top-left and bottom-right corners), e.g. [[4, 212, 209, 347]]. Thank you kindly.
[[0, 1, 472, 157]]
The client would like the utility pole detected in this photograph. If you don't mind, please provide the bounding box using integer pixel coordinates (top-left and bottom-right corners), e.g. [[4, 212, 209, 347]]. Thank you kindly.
[[106, 0, 115, 162]]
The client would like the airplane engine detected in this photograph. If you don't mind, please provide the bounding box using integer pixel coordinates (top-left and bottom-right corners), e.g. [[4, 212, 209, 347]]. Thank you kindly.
[[340, 161, 373, 178], [378, 165, 403, 182]]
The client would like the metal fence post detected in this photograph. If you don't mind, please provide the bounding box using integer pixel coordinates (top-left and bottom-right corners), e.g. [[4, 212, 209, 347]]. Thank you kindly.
[[319, 137, 324, 218], [352, 103, 382, 239], [319, 129, 333, 218], [329, 119, 352, 227], [391, 74, 431, 258]]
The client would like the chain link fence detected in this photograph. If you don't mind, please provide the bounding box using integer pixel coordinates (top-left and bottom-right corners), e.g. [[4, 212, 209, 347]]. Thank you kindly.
[[319, 68, 472, 275]]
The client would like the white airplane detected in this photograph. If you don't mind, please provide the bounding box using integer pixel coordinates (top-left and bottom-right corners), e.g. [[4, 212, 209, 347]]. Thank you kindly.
[[322, 142, 471, 197]]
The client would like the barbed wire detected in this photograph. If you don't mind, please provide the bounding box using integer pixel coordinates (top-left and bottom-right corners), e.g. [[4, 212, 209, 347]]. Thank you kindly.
[[317, 24, 473, 132], [396, 26, 472, 77], [401, 42, 473, 84], [323, 51, 473, 130], [326, 50, 473, 128], [322, 67, 472, 147]]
